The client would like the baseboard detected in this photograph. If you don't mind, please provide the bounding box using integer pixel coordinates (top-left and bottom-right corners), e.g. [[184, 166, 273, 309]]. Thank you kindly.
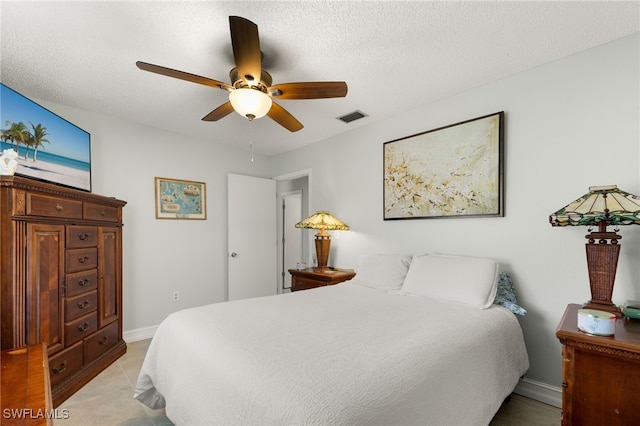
[[514, 377, 562, 408], [123, 325, 158, 343]]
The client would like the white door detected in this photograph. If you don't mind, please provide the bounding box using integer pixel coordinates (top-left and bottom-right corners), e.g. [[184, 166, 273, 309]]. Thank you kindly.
[[282, 191, 302, 290], [228, 173, 277, 300]]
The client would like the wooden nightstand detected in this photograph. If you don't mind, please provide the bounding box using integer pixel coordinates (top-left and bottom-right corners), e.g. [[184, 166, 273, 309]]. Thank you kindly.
[[288, 267, 356, 291], [555, 303, 640, 425]]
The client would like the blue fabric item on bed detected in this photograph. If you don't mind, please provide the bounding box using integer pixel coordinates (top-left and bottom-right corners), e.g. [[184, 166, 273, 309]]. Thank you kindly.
[[494, 272, 527, 316]]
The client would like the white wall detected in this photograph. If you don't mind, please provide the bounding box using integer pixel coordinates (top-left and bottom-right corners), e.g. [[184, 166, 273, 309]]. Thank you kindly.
[[33, 100, 273, 332], [270, 34, 640, 389], [35, 33, 638, 393]]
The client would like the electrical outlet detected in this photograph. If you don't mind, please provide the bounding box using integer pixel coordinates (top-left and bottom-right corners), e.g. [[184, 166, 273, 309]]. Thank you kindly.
[[172, 291, 179, 302]]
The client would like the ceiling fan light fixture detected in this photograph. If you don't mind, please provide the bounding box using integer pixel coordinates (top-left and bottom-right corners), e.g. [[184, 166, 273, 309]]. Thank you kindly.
[[229, 87, 272, 120], [136, 17, 346, 132]]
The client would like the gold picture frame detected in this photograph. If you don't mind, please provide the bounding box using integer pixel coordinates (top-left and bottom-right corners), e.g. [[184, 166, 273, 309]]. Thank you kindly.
[[383, 111, 504, 220], [155, 177, 207, 220]]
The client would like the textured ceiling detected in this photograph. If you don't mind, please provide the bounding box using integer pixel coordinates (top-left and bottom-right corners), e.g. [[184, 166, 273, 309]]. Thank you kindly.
[[1, 1, 638, 155]]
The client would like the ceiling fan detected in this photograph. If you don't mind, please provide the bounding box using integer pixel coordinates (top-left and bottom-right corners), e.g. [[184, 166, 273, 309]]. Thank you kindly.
[[136, 16, 348, 132]]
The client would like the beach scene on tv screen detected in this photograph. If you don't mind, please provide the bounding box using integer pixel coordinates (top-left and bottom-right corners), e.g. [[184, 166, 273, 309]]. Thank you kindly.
[[0, 84, 91, 191]]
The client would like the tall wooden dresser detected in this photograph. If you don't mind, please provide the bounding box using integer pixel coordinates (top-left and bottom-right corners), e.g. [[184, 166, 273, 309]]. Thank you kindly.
[[1, 176, 127, 407]]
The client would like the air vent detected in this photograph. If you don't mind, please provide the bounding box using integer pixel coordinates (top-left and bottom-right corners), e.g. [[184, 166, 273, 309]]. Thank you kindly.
[[337, 110, 368, 123]]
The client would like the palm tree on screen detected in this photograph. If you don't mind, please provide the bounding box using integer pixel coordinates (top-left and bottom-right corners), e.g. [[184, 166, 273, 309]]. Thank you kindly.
[[29, 122, 50, 161], [1, 121, 29, 154]]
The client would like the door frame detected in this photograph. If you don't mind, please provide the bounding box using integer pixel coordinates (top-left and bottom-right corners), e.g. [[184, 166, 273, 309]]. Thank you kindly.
[[274, 169, 312, 294], [280, 190, 302, 291]]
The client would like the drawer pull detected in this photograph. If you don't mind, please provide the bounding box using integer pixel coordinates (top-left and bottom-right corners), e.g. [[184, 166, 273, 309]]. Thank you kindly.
[[101, 210, 106, 216], [52, 361, 67, 374], [99, 336, 109, 345], [78, 233, 90, 240], [78, 255, 89, 263], [77, 300, 90, 309], [56, 204, 63, 211], [78, 278, 88, 287], [77, 322, 90, 332]]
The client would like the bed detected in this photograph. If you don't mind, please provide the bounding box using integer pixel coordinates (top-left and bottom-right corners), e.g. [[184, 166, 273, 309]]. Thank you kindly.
[[134, 253, 529, 425]]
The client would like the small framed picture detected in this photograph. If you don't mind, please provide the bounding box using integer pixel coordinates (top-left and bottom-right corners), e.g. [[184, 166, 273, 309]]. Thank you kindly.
[[155, 177, 206, 220]]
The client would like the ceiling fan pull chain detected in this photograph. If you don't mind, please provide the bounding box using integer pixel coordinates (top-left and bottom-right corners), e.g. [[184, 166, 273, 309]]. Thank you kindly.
[[249, 119, 255, 163]]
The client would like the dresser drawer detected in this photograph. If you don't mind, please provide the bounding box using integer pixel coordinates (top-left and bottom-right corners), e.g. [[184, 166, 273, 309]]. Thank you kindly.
[[66, 247, 98, 273], [65, 312, 97, 346], [84, 321, 119, 364], [26, 193, 83, 219], [65, 269, 98, 297], [84, 202, 120, 222], [48, 341, 83, 387], [292, 276, 324, 291], [65, 290, 98, 322], [66, 226, 98, 248]]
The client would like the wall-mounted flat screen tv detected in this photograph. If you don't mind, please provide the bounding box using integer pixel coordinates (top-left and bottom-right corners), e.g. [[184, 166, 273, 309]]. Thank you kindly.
[[0, 83, 91, 191]]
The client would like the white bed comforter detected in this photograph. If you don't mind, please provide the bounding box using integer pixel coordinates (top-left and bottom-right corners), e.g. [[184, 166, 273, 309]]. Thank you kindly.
[[134, 282, 529, 426]]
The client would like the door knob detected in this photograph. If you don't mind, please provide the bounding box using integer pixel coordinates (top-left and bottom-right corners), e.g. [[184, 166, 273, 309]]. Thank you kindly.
[[230, 252, 238, 257]]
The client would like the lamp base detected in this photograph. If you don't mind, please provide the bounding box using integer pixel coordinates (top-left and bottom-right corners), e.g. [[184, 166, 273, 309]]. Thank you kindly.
[[584, 230, 622, 317], [315, 235, 331, 269]]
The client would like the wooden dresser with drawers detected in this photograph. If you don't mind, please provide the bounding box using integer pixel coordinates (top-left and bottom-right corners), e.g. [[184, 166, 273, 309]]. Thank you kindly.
[[0, 176, 127, 407]]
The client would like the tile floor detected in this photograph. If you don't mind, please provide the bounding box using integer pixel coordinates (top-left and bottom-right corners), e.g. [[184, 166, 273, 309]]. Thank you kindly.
[[57, 339, 171, 426], [57, 339, 561, 425]]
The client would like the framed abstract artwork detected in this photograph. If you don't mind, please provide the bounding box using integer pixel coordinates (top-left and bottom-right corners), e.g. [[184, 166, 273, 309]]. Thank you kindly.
[[155, 177, 207, 220], [383, 111, 504, 220]]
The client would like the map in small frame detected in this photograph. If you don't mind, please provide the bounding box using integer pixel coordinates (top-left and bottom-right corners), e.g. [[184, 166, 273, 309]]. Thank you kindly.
[[155, 177, 206, 220]]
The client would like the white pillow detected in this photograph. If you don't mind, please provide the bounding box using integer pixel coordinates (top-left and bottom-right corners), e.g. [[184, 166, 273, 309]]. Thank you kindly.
[[352, 254, 413, 291], [401, 253, 499, 309]]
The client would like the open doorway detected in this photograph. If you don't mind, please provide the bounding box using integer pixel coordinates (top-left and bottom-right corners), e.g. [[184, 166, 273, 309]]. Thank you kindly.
[[275, 170, 311, 293], [281, 191, 302, 291]]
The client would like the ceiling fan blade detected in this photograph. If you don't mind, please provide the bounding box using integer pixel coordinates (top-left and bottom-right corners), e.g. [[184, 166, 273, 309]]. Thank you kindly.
[[136, 61, 232, 91], [268, 82, 348, 99], [229, 16, 262, 86], [267, 102, 304, 132], [202, 101, 235, 121]]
